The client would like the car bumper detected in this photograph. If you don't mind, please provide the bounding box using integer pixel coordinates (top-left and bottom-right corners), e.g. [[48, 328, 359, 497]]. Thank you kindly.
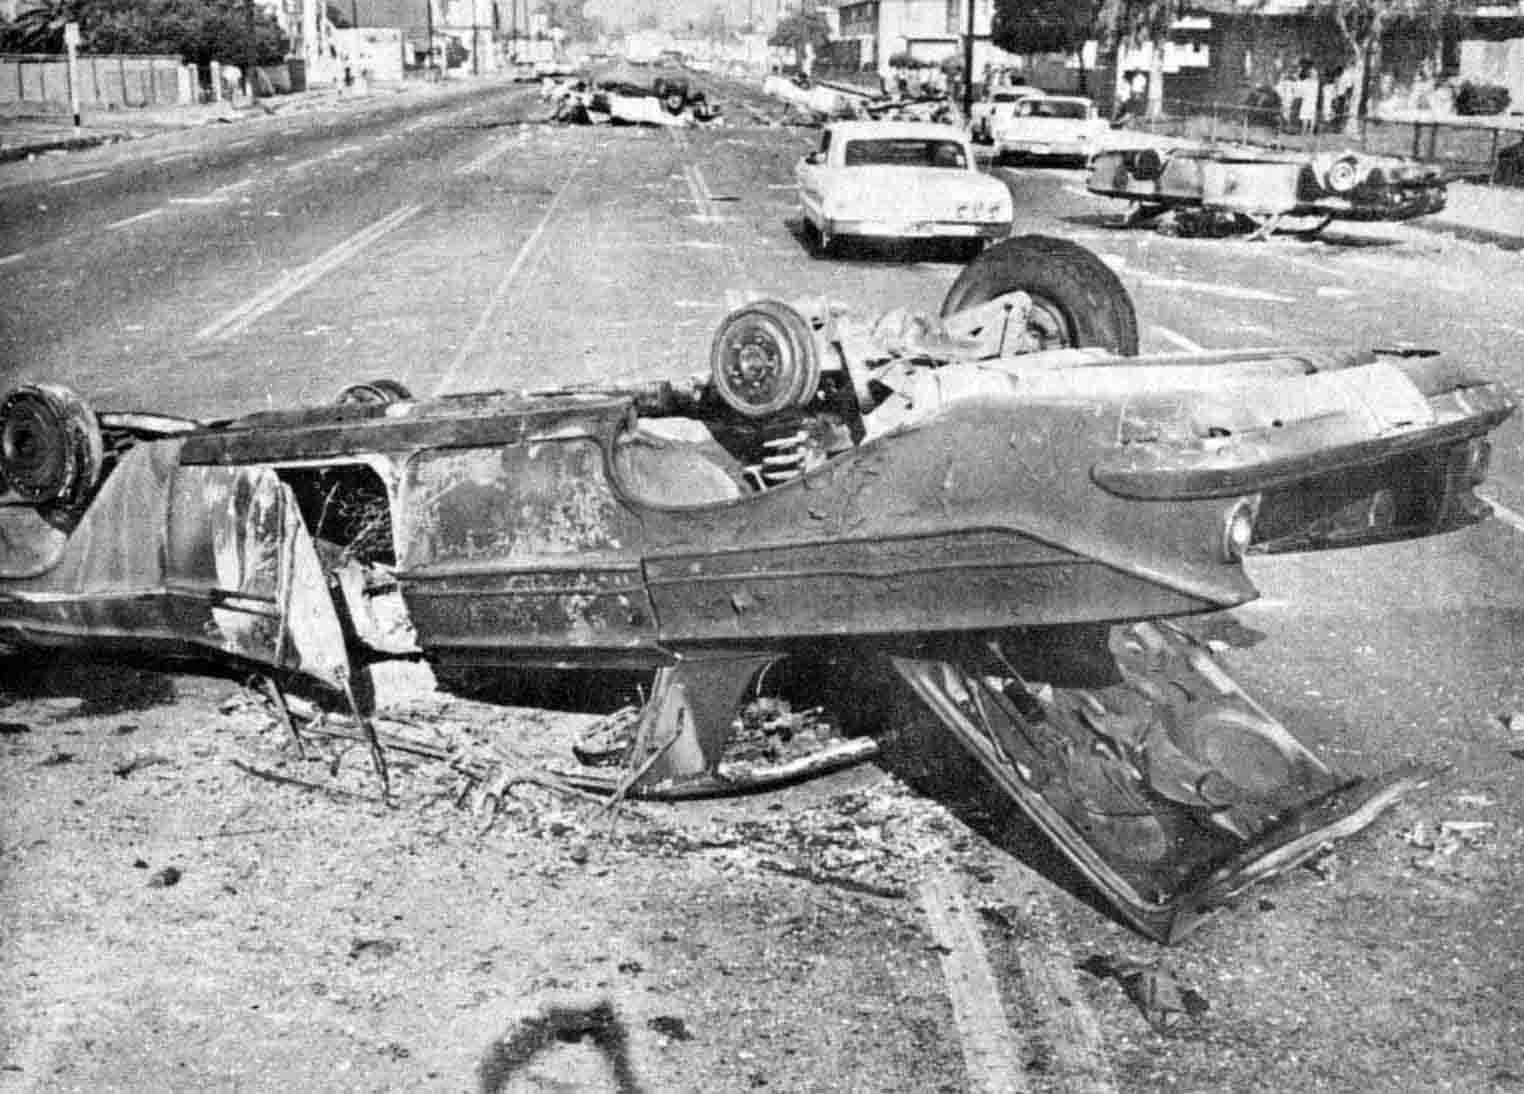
[[827, 219, 1010, 240], [996, 140, 1091, 159]]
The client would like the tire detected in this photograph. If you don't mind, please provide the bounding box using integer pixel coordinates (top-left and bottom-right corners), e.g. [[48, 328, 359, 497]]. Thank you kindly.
[[337, 379, 414, 405], [0, 383, 103, 508], [939, 235, 1139, 355], [709, 300, 822, 418]]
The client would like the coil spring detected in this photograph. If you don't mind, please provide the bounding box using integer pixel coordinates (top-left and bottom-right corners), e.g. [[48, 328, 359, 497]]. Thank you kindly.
[[757, 422, 812, 487]]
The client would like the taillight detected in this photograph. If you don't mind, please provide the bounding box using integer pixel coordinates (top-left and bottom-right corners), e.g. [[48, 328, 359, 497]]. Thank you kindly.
[[1222, 498, 1257, 562]]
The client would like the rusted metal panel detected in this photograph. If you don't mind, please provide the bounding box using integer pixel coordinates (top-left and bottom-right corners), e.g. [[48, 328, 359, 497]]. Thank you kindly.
[[0, 441, 351, 691], [396, 440, 659, 661], [637, 395, 1258, 646]]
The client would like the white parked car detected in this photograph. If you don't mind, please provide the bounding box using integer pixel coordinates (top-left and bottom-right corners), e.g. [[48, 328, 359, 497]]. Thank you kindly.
[[969, 85, 1045, 143], [795, 121, 1013, 257], [992, 95, 1111, 164]]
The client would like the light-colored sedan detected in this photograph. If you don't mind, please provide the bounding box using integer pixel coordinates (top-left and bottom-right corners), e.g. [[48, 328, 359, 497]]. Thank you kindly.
[[795, 121, 1013, 257], [992, 95, 1111, 164]]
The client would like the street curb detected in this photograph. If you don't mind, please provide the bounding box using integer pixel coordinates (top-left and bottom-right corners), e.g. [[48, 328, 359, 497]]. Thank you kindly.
[[0, 134, 111, 164]]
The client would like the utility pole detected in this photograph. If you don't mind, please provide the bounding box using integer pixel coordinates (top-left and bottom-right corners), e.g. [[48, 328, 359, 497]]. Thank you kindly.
[[961, 0, 975, 120], [245, 0, 256, 100], [425, 0, 436, 76]]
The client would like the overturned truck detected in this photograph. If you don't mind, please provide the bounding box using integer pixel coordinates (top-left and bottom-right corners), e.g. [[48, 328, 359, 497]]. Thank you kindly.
[[0, 237, 1513, 941]]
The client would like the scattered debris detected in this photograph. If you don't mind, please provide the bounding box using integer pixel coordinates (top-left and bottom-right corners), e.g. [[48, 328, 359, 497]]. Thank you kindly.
[[36, 750, 75, 767], [349, 937, 401, 960], [113, 752, 171, 778], [646, 1015, 693, 1041], [1400, 818, 1495, 867], [1076, 953, 1209, 1031], [147, 865, 182, 888]]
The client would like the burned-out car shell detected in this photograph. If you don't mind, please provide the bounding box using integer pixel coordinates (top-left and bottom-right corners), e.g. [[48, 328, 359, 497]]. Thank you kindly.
[[1, 236, 1515, 943]]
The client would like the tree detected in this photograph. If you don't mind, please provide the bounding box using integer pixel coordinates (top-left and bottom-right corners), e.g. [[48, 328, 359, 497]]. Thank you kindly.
[[541, 0, 598, 43], [1096, 0, 1185, 117], [1309, 0, 1458, 134], [1, 0, 288, 67], [991, 0, 1096, 58], [768, 7, 830, 68], [990, 0, 1098, 91], [0, 0, 85, 51]]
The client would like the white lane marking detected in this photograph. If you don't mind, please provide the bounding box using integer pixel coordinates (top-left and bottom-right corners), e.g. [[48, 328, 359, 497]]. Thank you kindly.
[[227, 139, 253, 149], [0, 252, 25, 267], [197, 204, 421, 342], [154, 152, 194, 165], [919, 871, 1031, 1094], [52, 171, 109, 188], [171, 195, 231, 205], [1500, 322, 1524, 337], [402, 118, 431, 133], [1133, 273, 1295, 303], [106, 208, 166, 230], [455, 138, 514, 175], [1480, 492, 1524, 536], [432, 159, 587, 396], [1152, 325, 1205, 352], [215, 178, 254, 195]]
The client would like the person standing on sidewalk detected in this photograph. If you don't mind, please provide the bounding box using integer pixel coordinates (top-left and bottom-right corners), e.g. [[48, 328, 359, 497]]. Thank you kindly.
[[1297, 62, 1320, 135]]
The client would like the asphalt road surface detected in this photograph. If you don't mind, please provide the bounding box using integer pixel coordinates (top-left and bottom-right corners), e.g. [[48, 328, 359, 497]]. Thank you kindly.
[[1, 73, 1522, 1093]]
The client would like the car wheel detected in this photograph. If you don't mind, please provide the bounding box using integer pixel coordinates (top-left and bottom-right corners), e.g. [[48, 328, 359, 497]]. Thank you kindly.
[[0, 383, 103, 508], [336, 379, 415, 405], [939, 234, 1139, 355], [709, 300, 822, 418]]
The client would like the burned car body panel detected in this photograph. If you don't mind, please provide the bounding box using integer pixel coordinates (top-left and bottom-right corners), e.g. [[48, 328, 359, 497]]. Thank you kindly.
[[1088, 143, 1448, 236], [1, 237, 1514, 942], [0, 439, 351, 691]]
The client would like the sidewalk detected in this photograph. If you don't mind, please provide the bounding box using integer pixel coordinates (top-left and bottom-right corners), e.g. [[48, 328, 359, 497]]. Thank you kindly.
[[0, 75, 499, 165]]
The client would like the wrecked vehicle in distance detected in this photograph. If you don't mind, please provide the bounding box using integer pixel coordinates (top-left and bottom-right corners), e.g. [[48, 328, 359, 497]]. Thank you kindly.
[[0, 236, 1513, 943], [1088, 143, 1448, 239]]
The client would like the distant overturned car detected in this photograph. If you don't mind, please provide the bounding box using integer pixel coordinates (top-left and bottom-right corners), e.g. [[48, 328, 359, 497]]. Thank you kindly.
[[0, 237, 1513, 942], [795, 121, 1013, 257], [1088, 142, 1448, 239], [991, 94, 1109, 164]]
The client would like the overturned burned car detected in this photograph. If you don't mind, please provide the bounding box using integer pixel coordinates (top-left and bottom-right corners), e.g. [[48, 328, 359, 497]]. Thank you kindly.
[[0, 237, 1513, 942], [1088, 142, 1448, 239]]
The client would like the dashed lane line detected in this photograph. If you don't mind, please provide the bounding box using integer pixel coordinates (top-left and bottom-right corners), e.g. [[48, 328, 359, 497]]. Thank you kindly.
[[1132, 273, 1296, 303], [431, 156, 588, 397], [196, 204, 421, 343], [919, 870, 1031, 1094], [106, 208, 166, 230], [455, 137, 516, 176], [153, 152, 194, 166], [0, 252, 24, 267], [1152, 325, 1205, 352], [51, 171, 109, 188]]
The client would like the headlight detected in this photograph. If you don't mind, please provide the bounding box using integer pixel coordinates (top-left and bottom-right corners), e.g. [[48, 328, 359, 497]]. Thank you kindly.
[[1221, 498, 1257, 562]]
